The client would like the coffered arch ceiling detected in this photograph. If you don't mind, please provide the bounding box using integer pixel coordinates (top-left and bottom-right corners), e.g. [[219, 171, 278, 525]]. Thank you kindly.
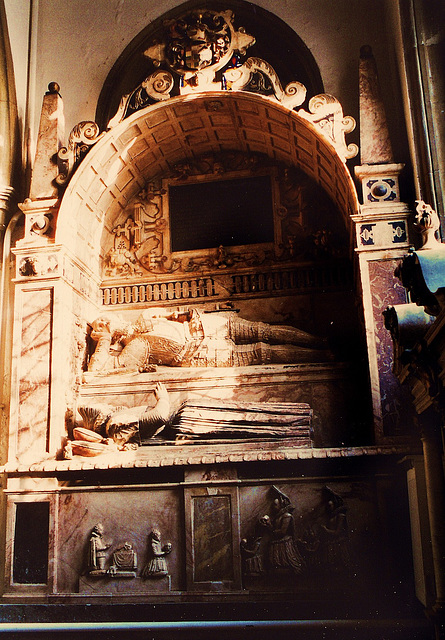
[[56, 91, 359, 280]]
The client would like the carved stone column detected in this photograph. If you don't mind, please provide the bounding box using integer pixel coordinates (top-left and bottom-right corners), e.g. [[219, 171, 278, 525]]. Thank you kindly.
[[353, 46, 415, 441], [8, 85, 102, 464]]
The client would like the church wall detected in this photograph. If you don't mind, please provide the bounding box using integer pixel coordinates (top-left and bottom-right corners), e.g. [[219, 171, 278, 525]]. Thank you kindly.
[[4, 0, 408, 175]]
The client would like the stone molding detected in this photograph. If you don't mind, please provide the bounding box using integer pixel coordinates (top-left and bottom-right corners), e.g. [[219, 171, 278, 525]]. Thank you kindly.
[[1, 443, 420, 475]]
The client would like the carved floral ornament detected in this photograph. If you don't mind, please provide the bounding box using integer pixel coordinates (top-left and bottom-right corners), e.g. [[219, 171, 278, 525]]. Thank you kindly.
[[56, 9, 357, 186]]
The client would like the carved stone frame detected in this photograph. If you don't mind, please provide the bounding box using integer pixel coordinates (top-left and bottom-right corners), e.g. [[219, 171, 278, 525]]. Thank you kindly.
[[184, 484, 242, 592], [4, 492, 58, 596], [161, 167, 281, 270]]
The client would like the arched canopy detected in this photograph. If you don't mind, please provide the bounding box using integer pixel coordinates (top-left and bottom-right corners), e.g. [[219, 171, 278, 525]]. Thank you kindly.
[[56, 91, 359, 280]]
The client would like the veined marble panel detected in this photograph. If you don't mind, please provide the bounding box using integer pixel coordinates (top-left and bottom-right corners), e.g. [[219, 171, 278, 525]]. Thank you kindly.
[[17, 288, 53, 458], [56, 487, 182, 594]]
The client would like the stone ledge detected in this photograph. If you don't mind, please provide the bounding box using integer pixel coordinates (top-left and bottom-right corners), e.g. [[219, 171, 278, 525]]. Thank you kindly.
[[80, 362, 350, 393], [1, 443, 421, 474]]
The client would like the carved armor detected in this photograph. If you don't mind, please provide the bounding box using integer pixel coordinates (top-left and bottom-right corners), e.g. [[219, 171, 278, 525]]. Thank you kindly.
[[97, 308, 329, 371]]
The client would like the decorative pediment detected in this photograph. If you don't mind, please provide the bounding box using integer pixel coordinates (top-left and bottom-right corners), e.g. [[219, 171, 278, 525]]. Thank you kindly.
[[99, 8, 356, 163]]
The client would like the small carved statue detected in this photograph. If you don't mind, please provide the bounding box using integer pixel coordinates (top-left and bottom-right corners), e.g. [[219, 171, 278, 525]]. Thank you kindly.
[[141, 529, 172, 578], [317, 486, 352, 572], [88, 523, 111, 575], [263, 486, 304, 575], [240, 534, 264, 577], [88, 306, 330, 373]]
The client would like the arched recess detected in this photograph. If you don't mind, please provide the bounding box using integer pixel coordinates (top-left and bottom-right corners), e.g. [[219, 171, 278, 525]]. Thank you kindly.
[[56, 91, 359, 283], [96, 0, 324, 131]]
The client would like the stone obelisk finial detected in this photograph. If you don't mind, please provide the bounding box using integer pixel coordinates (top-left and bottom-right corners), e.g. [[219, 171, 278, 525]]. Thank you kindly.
[[358, 45, 393, 165], [29, 82, 65, 200]]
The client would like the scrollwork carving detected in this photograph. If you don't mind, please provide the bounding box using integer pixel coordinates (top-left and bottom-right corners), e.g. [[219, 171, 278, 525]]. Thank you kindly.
[[224, 57, 307, 109], [143, 70, 174, 101], [108, 71, 175, 127], [57, 121, 104, 186], [299, 94, 358, 161]]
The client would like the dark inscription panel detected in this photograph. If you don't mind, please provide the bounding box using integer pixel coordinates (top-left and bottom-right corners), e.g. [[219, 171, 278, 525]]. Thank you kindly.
[[13, 502, 49, 584], [192, 495, 234, 582], [169, 175, 274, 251]]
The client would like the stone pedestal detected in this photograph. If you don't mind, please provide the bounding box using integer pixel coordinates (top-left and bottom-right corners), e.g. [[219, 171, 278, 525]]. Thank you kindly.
[[353, 162, 415, 441], [79, 575, 171, 594]]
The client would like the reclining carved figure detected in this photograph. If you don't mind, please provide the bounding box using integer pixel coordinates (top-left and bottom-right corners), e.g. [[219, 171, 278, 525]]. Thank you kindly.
[[88, 307, 330, 373], [68, 382, 313, 456]]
